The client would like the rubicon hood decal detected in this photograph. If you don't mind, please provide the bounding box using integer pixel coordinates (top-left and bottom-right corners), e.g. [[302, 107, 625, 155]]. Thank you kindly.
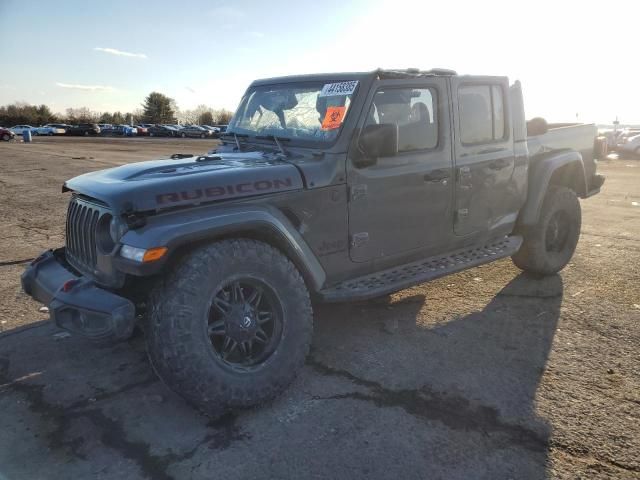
[[64, 152, 303, 213], [156, 178, 294, 205]]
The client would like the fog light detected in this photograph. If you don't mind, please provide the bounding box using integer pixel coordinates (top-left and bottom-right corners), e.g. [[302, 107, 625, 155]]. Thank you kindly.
[[120, 245, 167, 263]]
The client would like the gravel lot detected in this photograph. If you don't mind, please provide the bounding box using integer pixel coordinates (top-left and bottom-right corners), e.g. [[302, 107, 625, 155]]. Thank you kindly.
[[0, 137, 638, 479]]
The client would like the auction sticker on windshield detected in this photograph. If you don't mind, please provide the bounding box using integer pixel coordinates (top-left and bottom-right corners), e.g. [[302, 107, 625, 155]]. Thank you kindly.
[[319, 81, 358, 97], [321, 106, 347, 130]]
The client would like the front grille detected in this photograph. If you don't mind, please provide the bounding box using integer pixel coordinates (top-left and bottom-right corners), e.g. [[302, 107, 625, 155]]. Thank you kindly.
[[65, 196, 107, 273]]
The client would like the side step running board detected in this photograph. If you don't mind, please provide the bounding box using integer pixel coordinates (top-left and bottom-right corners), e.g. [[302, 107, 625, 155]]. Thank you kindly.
[[320, 236, 523, 302]]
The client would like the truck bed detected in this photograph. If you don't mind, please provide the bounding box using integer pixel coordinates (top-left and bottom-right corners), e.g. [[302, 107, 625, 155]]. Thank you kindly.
[[527, 122, 598, 183], [527, 123, 597, 159]]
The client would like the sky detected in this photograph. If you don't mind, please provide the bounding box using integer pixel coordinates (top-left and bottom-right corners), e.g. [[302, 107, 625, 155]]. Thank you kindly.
[[1, 0, 639, 124]]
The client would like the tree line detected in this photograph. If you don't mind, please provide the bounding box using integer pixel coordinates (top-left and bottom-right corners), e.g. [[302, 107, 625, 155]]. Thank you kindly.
[[0, 92, 233, 127]]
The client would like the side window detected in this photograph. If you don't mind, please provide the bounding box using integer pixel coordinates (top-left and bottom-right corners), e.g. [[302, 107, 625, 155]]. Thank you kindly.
[[492, 85, 505, 139], [364, 87, 438, 152], [458, 84, 506, 144]]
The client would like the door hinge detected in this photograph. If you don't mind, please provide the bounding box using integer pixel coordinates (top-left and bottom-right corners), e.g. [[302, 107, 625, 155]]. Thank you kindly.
[[457, 166, 472, 187], [351, 232, 369, 248], [457, 208, 469, 219], [350, 184, 368, 202]]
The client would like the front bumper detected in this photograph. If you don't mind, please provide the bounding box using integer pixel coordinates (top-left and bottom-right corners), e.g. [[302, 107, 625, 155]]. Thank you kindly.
[[21, 249, 136, 342]]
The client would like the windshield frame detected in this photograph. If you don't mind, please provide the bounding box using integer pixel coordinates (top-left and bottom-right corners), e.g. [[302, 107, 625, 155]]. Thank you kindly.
[[226, 80, 361, 149]]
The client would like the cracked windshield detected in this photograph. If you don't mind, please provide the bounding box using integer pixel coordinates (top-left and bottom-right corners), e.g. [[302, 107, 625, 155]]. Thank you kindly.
[[228, 81, 357, 143]]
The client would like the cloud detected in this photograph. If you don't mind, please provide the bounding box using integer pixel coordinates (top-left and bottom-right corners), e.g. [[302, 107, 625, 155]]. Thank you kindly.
[[94, 47, 147, 59], [56, 83, 115, 92], [185, 86, 196, 93]]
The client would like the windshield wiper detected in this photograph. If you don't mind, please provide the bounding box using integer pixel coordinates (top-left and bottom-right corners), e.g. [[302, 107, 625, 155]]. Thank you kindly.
[[255, 135, 290, 156]]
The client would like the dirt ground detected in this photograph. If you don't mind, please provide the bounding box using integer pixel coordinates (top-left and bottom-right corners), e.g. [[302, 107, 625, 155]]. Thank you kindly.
[[0, 136, 638, 479]]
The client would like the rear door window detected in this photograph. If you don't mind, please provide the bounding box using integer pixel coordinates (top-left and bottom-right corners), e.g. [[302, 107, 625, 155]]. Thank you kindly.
[[458, 84, 506, 144]]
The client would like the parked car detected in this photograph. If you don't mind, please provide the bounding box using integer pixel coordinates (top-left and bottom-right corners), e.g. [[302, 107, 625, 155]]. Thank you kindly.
[[214, 124, 228, 133], [42, 124, 68, 135], [66, 124, 101, 136], [148, 125, 179, 137], [201, 125, 221, 137], [134, 125, 149, 136], [33, 125, 62, 136], [9, 125, 37, 135], [0, 127, 16, 141], [618, 134, 640, 157], [21, 68, 605, 417], [179, 125, 211, 138]]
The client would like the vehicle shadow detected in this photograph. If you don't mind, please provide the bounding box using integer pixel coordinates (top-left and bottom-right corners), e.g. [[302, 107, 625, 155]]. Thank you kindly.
[[311, 271, 563, 479], [0, 272, 563, 480]]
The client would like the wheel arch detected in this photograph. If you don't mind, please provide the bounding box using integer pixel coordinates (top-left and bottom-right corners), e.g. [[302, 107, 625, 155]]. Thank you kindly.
[[517, 150, 587, 227], [119, 205, 326, 292]]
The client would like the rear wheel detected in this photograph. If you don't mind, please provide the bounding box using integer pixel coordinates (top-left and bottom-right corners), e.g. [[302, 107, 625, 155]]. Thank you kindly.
[[200, 133, 205, 139], [146, 239, 313, 416], [512, 186, 581, 275], [181, 132, 186, 138]]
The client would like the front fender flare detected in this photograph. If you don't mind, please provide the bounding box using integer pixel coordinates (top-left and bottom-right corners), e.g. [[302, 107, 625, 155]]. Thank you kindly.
[[118, 204, 326, 291], [518, 150, 587, 227]]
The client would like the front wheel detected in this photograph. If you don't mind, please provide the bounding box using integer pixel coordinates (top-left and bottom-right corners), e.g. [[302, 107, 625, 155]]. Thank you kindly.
[[512, 186, 581, 275], [146, 239, 313, 416], [181, 132, 186, 138], [1, 133, 10, 141]]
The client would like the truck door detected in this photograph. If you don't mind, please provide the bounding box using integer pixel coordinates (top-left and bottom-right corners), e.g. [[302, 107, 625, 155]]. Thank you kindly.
[[346, 78, 454, 263], [450, 77, 517, 237]]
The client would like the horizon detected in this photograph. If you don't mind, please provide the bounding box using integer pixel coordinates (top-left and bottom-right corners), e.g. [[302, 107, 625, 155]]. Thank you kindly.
[[1, 0, 639, 124]]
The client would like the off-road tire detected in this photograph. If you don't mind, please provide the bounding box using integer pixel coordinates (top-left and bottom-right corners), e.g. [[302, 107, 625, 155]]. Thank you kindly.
[[145, 238, 313, 417], [512, 186, 581, 275]]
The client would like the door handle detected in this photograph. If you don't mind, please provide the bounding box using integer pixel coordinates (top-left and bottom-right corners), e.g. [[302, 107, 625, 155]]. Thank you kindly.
[[488, 158, 511, 170], [424, 169, 451, 182]]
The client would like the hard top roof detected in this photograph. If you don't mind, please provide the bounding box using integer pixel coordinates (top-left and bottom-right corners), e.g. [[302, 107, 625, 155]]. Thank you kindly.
[[250, 68, 459, 86]]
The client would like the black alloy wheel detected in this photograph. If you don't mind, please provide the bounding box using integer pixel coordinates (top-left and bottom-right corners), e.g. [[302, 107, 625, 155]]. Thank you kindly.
[[207, 278, 283, 370]]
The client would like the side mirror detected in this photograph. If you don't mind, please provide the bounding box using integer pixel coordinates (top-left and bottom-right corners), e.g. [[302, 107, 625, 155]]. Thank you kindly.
[[356, 123, 398, 166]]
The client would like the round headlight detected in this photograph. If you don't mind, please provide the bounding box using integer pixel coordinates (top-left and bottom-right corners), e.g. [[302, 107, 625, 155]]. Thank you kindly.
[[96, 214, 128, 254], [109, 216, 128, 243], [96, 214, 115, 253]]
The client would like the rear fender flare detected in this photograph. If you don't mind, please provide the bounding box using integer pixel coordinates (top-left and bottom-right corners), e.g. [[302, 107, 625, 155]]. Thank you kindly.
[[518, 150, 587, 227], [119, 205, 326, 291]]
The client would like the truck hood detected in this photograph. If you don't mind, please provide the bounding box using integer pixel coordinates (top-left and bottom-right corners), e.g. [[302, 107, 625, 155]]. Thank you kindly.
[[64, 152, 304, 214]]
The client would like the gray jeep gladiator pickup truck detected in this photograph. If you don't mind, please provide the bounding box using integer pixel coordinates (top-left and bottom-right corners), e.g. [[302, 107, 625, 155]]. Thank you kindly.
[[22, 68, 605, 415]]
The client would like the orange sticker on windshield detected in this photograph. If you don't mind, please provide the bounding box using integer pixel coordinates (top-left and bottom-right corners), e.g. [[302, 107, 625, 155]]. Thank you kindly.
[[321, 106, 346, 130]]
